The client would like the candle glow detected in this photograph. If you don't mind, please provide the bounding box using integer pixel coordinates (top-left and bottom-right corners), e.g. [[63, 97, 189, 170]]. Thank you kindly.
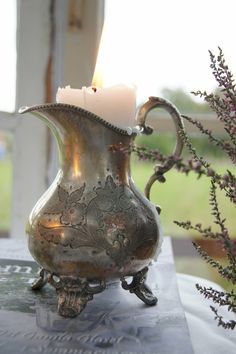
[[56, 25, 137, 130], [92, 25, 108, 88]]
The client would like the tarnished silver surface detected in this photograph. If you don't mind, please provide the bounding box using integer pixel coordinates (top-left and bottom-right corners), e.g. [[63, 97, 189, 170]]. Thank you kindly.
[[19, 98, 184, 317], [121, 266, 157, 306]]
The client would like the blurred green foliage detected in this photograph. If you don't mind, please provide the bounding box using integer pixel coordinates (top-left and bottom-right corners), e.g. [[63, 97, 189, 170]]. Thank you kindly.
[[161, 87, 211, 114], [135, 132, 227, 160], [131, 159, 236, 238], [136, 87, 225, 159]]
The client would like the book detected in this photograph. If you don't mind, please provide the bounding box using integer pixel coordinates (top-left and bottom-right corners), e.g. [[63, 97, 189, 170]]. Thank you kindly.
[[0, 238, 193, 354]]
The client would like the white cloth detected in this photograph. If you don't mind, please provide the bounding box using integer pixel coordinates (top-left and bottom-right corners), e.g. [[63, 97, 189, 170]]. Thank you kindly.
[[177, 273, 236, 354]]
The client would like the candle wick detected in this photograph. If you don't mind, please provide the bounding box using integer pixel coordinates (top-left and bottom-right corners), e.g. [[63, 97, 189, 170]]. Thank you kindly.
[[92, 87, 97, 93]]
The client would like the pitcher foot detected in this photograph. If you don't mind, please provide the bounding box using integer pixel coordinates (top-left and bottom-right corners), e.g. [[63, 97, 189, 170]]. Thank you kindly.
[[121, 266, 157, 306], [48, 275, 106, 318], [31, 268, 48, 290]]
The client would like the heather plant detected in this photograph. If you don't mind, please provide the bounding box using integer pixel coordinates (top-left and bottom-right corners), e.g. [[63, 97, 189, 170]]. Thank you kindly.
[[113, 48, 236, 329]]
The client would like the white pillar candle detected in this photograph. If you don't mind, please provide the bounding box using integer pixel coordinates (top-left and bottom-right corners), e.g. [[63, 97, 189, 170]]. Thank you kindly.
[[56, 84, 136, 130]]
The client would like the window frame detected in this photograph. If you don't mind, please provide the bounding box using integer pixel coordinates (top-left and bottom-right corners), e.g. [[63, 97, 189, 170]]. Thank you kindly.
[[0, 0, 51, 238], [0, 0, 104, 238]]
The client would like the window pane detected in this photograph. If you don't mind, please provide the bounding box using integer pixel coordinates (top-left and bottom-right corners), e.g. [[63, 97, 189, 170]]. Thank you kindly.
[[0, 131, 13, 236], [0, 0, 17, 112]]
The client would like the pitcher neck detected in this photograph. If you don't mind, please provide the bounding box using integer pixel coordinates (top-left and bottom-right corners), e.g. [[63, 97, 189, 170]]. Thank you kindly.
[[19, 104, 135, 184]]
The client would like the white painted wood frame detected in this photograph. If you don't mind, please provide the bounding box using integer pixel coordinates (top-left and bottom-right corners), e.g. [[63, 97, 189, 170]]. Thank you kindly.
[[9, 0, 51, 238], [0, 0, 105, 238]]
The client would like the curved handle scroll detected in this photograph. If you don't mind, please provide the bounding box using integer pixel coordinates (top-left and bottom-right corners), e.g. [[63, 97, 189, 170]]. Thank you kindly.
[[136, 96, 185, 200]]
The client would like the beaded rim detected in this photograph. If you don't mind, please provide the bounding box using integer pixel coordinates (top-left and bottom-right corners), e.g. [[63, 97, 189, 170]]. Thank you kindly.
[[19, 103, 137, 136]]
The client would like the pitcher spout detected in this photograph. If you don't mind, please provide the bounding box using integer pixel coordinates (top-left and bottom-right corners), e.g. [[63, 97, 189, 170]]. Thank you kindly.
[[19, 103, 135, 182]]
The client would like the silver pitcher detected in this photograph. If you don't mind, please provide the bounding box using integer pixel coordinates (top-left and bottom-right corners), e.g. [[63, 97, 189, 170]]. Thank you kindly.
[[19, 97, 184, 317]]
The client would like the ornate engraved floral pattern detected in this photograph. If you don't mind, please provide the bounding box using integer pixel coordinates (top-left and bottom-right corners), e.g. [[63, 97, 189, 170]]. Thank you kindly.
[[38, 176, 158, 266], [48, 184, 86, 226]]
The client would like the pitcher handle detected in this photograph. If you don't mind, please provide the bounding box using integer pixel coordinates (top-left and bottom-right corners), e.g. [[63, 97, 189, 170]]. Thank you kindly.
[[136, 96, 185, 200]]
